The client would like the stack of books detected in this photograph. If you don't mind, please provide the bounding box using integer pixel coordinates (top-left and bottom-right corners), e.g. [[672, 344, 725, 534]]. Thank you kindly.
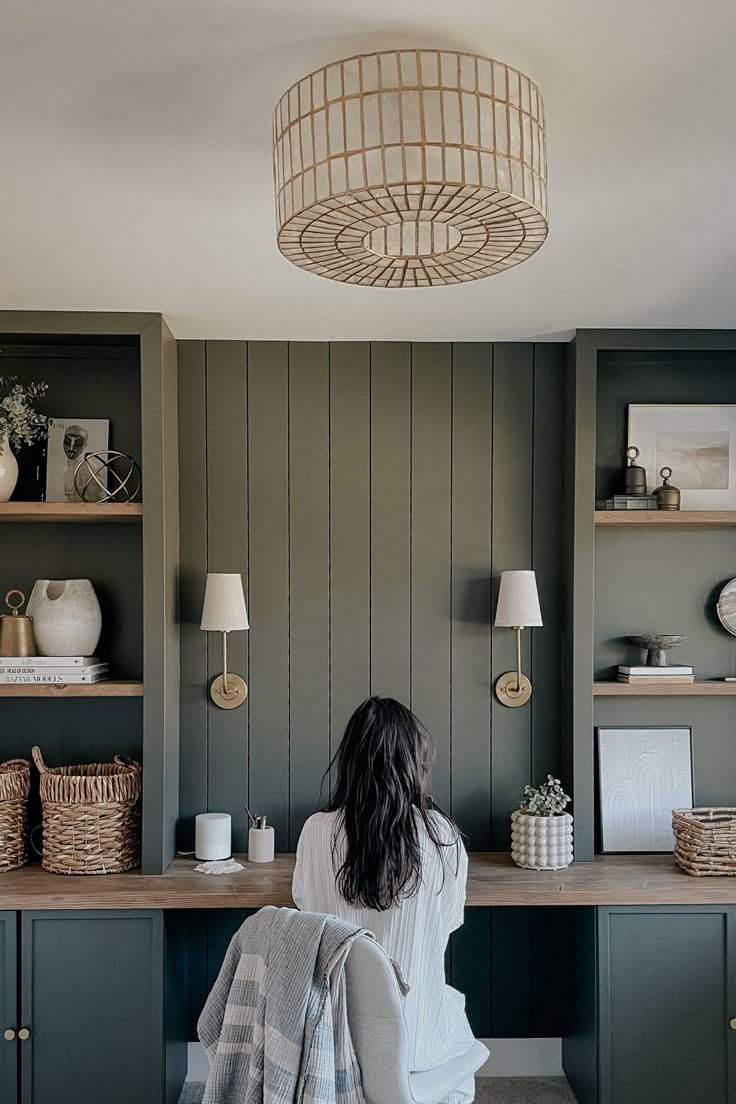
[[618, 664, 694, 686], [0, 656, 109, 685], [604, 495, 658, 511]]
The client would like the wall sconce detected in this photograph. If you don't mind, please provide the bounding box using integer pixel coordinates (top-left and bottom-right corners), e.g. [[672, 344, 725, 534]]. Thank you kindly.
[[494, 570, 542, 709], [200, 573, 249, 709]]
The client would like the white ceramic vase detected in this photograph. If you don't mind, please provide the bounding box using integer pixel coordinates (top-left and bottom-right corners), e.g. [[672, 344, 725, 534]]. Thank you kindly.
[[511, 810, 574, 871], [0, 435, 18, 502], [27, 579, 102, 657]]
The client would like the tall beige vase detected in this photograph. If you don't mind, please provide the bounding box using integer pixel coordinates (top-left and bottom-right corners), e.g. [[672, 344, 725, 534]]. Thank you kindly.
[[0, 435, 18, 502]]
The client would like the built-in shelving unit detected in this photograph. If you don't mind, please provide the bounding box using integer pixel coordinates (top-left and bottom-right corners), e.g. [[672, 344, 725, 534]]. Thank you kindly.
[[0, 311, 179, 874], [595, 510, 736, 526], [0, 680, 144, 698], [566, 330, 736, 862], [594, 681, 736, 696], [0, 502, 142, 523]]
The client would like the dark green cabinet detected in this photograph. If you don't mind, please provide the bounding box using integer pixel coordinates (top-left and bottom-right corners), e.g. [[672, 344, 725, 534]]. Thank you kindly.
[[564, 906, 736, 1104], [0, 910, 185, 1104], [0, 913, 18, 1104]]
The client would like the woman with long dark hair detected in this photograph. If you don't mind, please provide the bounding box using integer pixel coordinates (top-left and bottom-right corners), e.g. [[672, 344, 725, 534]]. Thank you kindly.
[[292, 696, 477, 1104]]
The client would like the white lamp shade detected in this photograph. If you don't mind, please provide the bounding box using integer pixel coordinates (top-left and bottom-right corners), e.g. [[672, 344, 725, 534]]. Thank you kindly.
[[494, 570, 542, 628], [200, 573, 249, 632]]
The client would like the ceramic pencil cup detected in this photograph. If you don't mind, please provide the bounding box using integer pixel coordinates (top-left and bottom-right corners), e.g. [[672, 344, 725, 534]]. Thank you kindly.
[[248, 816, 275, 863]]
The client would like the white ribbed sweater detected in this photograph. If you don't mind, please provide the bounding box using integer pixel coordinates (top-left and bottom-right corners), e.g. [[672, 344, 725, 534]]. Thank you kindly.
[[292, 810, 475, 1073]]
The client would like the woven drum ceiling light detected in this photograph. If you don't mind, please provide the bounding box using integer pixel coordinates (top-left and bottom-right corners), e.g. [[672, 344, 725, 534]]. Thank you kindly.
[[273, 49, 548, 288]]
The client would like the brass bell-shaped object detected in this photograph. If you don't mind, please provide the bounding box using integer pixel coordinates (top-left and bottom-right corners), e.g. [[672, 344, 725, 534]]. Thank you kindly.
[[0, 590, 37, 657], [654, 467, 681, 511], [624, 445, 648, 496]]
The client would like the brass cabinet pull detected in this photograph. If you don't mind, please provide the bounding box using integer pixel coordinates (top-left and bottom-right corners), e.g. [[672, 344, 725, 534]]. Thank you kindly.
[[17, 1028, 30, 1041], [730, 1018, 736, 1031], [3, 1029, 15, 1041]]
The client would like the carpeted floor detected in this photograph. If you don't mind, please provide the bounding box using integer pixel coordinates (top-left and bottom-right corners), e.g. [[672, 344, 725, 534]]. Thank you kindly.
[[179, 1077, 577, 1103]]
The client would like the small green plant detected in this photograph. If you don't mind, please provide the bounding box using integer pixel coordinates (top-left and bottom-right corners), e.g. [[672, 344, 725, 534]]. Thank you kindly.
[[0, 376, 48, 451], [520, 775, 571, 817]]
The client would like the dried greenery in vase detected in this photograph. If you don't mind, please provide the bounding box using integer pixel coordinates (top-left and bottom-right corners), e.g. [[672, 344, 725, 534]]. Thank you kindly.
[[519, 775, 571, 818], [0, 376, 48, 451]]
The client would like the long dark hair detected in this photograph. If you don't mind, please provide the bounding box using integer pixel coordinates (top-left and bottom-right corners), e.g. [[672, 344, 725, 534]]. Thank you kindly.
[[323, 696, 459, 911]]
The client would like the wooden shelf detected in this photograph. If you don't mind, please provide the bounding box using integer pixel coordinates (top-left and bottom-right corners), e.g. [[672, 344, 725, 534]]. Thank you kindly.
[[1, 854, 735, 910], [595, 681, 736, 696], [0, 680, 144, 698], [0, 502, 142, 523], [595, 510, 736, 526]]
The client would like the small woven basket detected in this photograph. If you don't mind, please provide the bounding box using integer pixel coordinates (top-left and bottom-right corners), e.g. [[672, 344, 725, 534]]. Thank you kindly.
[[0, 759, 31, 872], [673, 807, 736, 876], [32, 746, 142, 875]]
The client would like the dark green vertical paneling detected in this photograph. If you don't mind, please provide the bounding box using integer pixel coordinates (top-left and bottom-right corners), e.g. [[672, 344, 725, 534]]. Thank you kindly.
[[370, 343, 411, 700], [564, 336, 597, 861], [205, 343, 249, 851], [329, 343, 371, 761], [450, 343, 493, 847], [411, 343, 452, 809], [489, 346, 535, 1036], [447, 344, 493, 1039], [532, 344, 565, 785], [247, 342, 290, 843], [179, 338, 569, 1041], [450, 909, 492, 1037], [491, 907, 532, 1036], [289, 343, 330, 844], [177, 341, 208, 849], [491, 344, 534, 849]]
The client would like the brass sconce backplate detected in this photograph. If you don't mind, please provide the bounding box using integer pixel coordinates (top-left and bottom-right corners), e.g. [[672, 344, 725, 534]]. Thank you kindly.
[[210, 673, 248, 710], [495, 671, 532, 708]]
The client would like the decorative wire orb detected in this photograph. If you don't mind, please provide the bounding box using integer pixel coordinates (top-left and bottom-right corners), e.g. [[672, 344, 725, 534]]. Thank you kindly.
[[273, 49, 548, 287], [73, 451, 141, 504]]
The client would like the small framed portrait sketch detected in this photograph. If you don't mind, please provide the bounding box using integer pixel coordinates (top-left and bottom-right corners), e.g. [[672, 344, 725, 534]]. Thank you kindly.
[[628, 404, 736, 509], [597, 726, 693, 853], [45, 418, 109, 502]]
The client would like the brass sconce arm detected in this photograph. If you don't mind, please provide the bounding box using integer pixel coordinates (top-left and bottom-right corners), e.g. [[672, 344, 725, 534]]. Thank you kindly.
[[495, 626, 532, 708], [210, 630, 247, 710]]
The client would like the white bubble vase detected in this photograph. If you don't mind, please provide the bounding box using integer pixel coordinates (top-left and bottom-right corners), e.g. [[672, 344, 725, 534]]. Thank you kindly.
[[27, 579, 102, 657], [511, 810, 574, 871], [0, 435, 18, 502]]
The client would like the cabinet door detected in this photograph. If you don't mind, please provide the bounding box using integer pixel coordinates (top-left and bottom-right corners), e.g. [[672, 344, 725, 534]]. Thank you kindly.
[[598, 906, 734, 1104], [0, 912, 18, 1104], [21, 911, 164, 1104]]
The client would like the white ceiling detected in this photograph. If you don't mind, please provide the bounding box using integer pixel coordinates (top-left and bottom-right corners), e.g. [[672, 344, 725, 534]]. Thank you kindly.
[[2, 0, 735, 341]]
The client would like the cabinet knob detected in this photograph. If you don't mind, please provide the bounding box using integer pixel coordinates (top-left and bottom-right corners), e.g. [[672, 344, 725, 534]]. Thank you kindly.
[[730, 1018, 736, 1031], [3, 1029, 15, 1042], [17, 1028, 30, 1041]]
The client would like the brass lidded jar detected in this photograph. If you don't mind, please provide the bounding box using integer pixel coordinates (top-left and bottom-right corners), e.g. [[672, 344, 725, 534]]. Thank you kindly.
[[654, 467, 681, 511], [624, 446, 648, 496], [0, 590, 37, 657]]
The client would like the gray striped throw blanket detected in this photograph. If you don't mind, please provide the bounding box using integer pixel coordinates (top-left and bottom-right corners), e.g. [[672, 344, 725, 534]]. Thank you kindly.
[[198, 907, 370, 1104]]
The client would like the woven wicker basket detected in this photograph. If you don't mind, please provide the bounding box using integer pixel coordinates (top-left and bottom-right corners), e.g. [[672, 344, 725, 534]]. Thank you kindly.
[[0, 759, 31, 873], [673, 807, 736, 876], [32, 746, 142, 875]]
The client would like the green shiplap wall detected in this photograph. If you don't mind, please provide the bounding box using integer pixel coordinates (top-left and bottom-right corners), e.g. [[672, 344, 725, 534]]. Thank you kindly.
[[178, 339, 565, 1037]]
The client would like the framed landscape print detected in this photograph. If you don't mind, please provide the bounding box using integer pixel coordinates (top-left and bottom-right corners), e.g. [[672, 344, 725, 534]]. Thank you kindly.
[[597, 726, 693, 853], [628, 404, 736, 509]]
